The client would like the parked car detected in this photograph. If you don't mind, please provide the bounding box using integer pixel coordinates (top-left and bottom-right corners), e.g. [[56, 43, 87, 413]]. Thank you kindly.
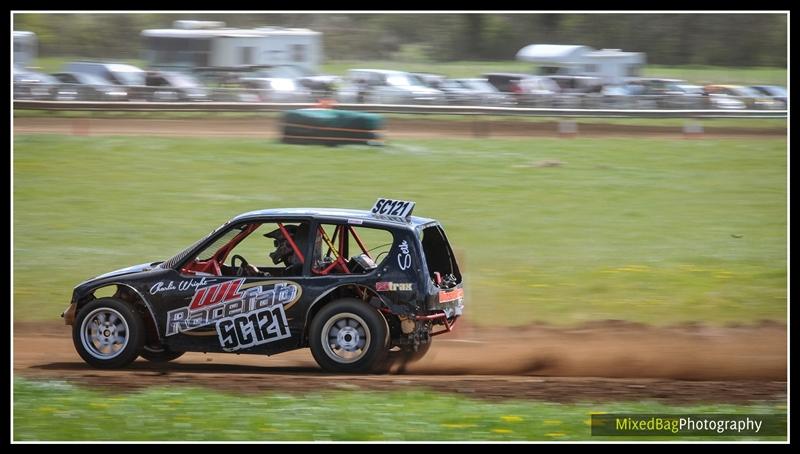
[[412, 74, 482, 105], [750, 85, 787, 108], [451, 78, 515, 106], [144, 71, 209, 102], [337, 69, 446, 105], [14, 66, 75, 100], [704, 85, 783, 110], [483, 73, 560, 106], [52, 71, 129, 101], [62, 199, 464, 373], [545, 75, 603, 94], [238, 72, 313, 103], [250, 65, 340, 100], [64, 61, 146, 87], [659, 83, 707, 109]]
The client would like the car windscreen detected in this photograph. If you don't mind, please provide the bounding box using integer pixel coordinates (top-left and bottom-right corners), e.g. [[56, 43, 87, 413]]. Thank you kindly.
[[386, 74, 424, 88], [731, 86, 762, 97], [461, 79, 496, 92], [112, 69, 145, 86], [76, 73, 111, 85], [762, 86, 786, 97], [164, 72, 202, 88]]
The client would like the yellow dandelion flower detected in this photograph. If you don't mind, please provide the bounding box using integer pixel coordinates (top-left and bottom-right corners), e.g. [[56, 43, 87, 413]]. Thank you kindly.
[[501, 415, 523, 423], [441, 423, 476, 429]]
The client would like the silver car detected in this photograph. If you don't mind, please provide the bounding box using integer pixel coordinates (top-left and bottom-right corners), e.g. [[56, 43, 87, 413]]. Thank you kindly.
[[338, 69, 446, 105]]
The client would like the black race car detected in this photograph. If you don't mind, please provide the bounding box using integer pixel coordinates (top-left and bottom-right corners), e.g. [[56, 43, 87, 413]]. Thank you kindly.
[[62, 199, 464, 373]]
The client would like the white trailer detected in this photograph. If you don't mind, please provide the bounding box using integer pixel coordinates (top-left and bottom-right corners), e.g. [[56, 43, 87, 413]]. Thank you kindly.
[[581, 49, 646, 85], [141, 21, 323, 73], [516, 44, 645, 85], [13, 31, 37, 67]]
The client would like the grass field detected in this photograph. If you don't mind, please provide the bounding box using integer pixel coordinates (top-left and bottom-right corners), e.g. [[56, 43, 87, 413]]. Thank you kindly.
[[12, 134, 786, 325], [13, 378, 786, 441], [29, 56, 787, 86]]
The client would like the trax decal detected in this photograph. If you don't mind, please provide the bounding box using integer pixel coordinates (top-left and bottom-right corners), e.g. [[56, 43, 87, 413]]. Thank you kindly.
[[150, 277, 213, 295], [165, 278, 301, 337], [397, 240, 412, 270], [217, 305, 291, 352], [376, 282, 413, 291]]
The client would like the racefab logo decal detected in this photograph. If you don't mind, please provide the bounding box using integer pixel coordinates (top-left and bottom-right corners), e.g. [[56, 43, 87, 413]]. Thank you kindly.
[[165, 278, 301, 340], [376, 282, 413, 291]]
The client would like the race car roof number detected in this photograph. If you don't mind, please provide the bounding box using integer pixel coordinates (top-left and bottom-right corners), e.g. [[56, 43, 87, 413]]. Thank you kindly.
[[371, 198, 415, 218]]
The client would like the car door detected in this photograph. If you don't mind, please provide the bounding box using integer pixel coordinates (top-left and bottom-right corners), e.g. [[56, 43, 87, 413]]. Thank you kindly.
[[153, 219, 318, 355]]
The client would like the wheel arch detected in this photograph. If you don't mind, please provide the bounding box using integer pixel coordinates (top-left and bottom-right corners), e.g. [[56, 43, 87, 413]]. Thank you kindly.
[[303, 284, 387, 346], [75, 282, 161, 342]]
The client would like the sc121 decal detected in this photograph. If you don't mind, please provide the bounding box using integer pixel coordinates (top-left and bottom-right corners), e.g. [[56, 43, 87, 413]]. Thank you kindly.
[[217, 305, 291, 352], [165, 278, 301, 336], [370, 198, 415, 218]]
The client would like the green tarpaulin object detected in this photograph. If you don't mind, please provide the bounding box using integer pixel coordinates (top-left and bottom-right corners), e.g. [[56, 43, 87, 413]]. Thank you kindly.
[[281, 109, 384, 146]]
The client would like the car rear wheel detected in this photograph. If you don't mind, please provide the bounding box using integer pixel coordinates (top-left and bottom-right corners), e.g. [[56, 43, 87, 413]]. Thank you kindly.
[[309, 298, 389, 373], [139, 345, 185, 363], [72, 298, 144, 368]]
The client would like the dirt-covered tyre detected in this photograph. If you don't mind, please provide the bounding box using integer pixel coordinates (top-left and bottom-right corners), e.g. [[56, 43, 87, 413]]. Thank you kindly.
[[139, 345, 185, 363], [400, 340, 432, 363], [72, 298, 144, 369], [309, 298, 390, 373], [383, 340, 432, 373]]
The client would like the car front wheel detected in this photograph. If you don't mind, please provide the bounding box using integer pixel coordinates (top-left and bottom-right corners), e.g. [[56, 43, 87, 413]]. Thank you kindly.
[[72, 298, 144, 368], [309, 298, 389, 373]]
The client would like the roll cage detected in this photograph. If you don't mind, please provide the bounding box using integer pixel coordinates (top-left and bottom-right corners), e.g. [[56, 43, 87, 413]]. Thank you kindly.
[[179, 219, 387, 277]]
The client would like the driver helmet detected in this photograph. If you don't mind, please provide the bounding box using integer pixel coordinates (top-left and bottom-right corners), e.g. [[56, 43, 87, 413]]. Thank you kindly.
[[265, 225, 299, 266]]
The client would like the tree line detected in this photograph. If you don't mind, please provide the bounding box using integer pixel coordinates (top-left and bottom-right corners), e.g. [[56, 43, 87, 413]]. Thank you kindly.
[[14, 13, 787, 67]]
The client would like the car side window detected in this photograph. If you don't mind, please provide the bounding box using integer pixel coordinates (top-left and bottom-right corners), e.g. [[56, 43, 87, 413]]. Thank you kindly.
[[181, 221, 311, 278], [224, 221, 311, 278], [312, 223, 393, 275]]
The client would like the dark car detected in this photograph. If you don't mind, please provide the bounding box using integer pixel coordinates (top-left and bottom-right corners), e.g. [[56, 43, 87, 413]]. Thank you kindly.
[[145, 70, 209, 102], [62, 200, 464, 373], [452, 78, 515, 106], [52, 72, 129, 101], [64, 61, 146, 86], [483, 72, 560, 106], [14, 66, 59, 100], [750, 85, 787, 108]]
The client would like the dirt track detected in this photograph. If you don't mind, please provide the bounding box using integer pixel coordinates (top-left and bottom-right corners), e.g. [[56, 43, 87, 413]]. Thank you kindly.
[[15, 321, 786, 403], [13, 117, 786, 139]]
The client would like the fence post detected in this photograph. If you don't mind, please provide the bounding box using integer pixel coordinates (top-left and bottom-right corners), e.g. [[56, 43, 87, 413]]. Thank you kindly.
[[558, 119, 578, 138], [683, 120, 704, 138], [72, 117, 90, 136], [472, 116, 490, 138]]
